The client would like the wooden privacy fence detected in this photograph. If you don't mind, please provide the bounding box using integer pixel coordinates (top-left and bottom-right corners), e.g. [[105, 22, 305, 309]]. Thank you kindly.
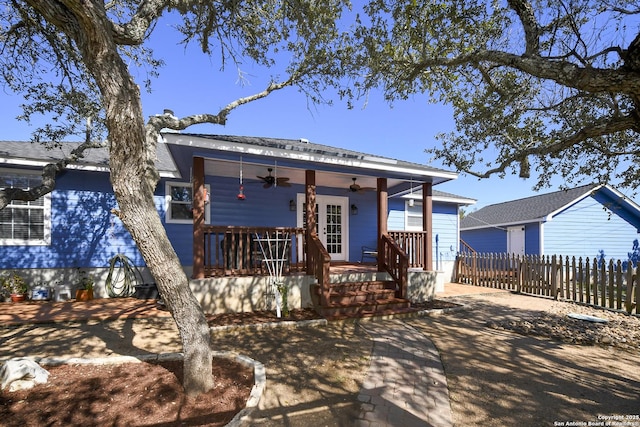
[[455, 253, 639, 315]]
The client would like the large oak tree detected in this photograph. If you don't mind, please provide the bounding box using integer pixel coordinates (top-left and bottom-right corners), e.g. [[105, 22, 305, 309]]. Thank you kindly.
[[349, 0, 640, 192], [0, 0, 348, 396]]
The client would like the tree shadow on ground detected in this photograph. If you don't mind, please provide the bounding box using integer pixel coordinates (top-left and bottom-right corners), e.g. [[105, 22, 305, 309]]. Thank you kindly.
[[211, 322, 373, 427], [406, 296, 640, 427]]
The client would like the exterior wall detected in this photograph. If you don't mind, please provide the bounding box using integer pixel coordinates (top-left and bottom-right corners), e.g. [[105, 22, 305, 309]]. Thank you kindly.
[[190, 274, 317, 314], [462, 223, 540, 255], [524, 224, 541, 254], [0, 169, 143, 271], [388, 199, 461, 262], [543, 196, 640, 260], [460, 227, 507, 253]]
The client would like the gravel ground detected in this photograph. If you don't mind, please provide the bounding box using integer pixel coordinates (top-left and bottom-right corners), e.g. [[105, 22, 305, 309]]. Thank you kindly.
[[487, 299, 640, 351]]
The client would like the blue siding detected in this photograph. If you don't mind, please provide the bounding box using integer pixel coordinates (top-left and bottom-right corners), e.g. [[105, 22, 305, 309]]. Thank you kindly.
[[387, 199, 405, 231], [1, 168, 463, 269], [433, 204, 459, 268], [163, 176, 380, 265], [524, 224, 541, 254], [387, 200, 462, 267], [346, 190, 377, 262], [543, 196, 640, 260], [0, 170, 143, 269], [461, 228, 507, 253]]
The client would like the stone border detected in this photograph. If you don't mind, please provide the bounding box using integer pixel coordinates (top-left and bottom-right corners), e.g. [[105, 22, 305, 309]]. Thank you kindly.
[[4, 351, 265, 427], [210, 318, 327, 334]]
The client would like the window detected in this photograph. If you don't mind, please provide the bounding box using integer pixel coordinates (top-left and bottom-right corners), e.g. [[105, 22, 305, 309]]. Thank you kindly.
[[0, 170, 51, 246], [165, 182, 210, 224], [405, 201, 423, 231]]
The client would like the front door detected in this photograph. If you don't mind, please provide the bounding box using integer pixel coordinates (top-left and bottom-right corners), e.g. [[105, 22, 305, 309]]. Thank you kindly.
[[297, 194, 348, 261], [507, 226, 525, 255]]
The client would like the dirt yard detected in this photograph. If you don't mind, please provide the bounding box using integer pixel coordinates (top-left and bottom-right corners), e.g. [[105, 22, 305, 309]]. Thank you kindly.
[[1, 292, 640, 426], [407, 292, 640, 427]]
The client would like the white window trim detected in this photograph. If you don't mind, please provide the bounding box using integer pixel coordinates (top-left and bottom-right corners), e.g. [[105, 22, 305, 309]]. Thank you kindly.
[[405, 200, 423, 231], [165, 182, 210, 224], [0, 169, 51, 246]]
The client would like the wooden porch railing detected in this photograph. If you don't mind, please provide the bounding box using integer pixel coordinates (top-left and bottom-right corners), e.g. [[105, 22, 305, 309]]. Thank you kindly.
[[388, 231, 428, 269], [380, 234, 409, 299], [202, 226, 305, 277], [308, 233, 331, 306]]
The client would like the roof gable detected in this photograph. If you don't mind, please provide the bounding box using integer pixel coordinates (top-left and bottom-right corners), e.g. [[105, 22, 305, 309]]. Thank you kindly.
[[461, 184, 605, 229]]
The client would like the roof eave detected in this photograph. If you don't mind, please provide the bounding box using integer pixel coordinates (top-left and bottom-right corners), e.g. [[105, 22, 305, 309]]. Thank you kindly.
[[162, 133, 458, 182]]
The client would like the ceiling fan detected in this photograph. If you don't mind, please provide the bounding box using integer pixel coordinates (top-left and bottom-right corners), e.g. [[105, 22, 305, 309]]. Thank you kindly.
[[349, 178, 375, 193], [257, 168, 291, 188]]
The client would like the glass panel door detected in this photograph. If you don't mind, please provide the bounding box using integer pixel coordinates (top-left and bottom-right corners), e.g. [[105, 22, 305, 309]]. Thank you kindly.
[[297, 194, 348, 261]]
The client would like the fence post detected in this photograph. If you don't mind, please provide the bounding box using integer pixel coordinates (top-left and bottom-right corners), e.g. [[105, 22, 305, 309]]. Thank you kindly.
[[551, 255, 558, 300], [516, 254, 523, 294]]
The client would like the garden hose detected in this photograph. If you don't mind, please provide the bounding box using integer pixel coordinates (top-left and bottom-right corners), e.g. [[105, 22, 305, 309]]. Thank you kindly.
[[105, 254, 142, 298]]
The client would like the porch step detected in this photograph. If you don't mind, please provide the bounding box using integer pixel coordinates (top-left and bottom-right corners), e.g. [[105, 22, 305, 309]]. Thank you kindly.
[[314, 280, 411, 319], [317, 298, 411, 318]]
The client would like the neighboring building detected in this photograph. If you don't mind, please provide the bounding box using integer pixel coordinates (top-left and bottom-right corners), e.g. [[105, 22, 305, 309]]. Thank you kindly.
[[460, 184, 640, 261]]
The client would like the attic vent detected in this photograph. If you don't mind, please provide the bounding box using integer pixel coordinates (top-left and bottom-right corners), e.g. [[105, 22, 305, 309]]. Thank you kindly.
[[300, 138, 309, 143]]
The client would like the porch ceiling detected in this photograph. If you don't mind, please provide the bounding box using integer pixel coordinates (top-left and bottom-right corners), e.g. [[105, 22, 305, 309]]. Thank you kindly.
[[204, 158, 406, 191]]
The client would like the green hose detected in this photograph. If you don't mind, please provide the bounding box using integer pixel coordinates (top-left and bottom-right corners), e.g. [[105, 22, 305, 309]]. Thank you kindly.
[[105, 254, 142, 298]]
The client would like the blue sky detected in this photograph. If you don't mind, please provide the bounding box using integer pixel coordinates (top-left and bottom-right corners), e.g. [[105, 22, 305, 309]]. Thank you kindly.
[[0, 17, 561, 211]]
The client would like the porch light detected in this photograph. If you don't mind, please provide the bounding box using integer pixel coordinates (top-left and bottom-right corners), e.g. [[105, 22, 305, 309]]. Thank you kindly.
[[409, 198, 415, 207], [351, 204, 358, 215], [289, 199, 296, 211]]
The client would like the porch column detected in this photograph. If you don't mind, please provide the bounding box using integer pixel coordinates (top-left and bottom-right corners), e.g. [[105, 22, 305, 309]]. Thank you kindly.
[[192, 156, 205, 279], [377, 178, 388, 272], [305, 170, 316, 272], [423, 182, 433, 271]]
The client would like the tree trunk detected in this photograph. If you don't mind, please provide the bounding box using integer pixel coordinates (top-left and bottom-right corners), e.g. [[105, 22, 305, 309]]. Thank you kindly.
[[56, 3, 214, 396]]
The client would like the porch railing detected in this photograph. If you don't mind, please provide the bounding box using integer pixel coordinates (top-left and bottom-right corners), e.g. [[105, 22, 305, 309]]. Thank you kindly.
[[202, 226, 305, 277], [380, 234, 409, 299], [388, 231, 428, 269], [308, 233, 331, 306]]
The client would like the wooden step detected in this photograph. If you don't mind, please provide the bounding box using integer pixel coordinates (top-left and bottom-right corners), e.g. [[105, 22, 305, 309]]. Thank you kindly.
[[328, 289, 396, 305], [317, 297, 411, 318], [318, 280, 396, 294]]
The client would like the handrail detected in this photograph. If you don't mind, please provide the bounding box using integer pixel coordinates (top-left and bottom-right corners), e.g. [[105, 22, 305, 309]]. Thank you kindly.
[[380, 234, 409, 299], [308, 233, 331, 306], [460, 239, 476, 254], [388, 231, 428, 269], [202, 226, 305, 276]]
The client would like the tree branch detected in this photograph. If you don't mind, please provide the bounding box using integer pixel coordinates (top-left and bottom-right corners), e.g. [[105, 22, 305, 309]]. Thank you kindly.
[[146, 75, 296, 134], [458, 113, 639, 179], [0, 140, 106, 210]]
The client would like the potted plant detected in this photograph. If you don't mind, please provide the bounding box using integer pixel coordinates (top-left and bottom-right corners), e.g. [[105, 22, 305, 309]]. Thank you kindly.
[[1, 271, 29, 303], [75, 271, 94, 301]]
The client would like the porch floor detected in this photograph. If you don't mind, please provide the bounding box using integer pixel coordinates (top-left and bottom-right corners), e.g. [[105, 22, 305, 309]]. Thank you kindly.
[[0, 282, 508, 326]]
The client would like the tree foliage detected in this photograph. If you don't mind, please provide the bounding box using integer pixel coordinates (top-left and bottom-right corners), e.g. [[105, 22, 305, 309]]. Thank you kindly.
[[0, 0, 350, 397], [348, 0, 640, 192]]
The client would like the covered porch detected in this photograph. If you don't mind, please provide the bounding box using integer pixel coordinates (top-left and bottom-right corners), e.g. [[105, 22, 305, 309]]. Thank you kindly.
[[163, 133, 457, 314]]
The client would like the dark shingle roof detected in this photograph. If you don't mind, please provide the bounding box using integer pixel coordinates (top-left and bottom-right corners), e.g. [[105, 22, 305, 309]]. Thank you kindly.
[[461, 184, 600, 229], [177, 133, 456, 177], [0, 140, 177, 174]]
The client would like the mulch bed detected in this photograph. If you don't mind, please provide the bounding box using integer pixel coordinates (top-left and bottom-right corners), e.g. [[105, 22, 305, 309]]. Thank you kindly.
[[0, 358, 253, 427]]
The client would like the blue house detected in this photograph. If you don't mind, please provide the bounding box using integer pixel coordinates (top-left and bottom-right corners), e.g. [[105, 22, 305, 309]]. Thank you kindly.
[[460, 184, 640, 261], [0, 133, 470, 314]]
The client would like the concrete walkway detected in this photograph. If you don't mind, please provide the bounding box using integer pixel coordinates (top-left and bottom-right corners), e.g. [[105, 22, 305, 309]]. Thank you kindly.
[[356, 320, 453, 427]]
